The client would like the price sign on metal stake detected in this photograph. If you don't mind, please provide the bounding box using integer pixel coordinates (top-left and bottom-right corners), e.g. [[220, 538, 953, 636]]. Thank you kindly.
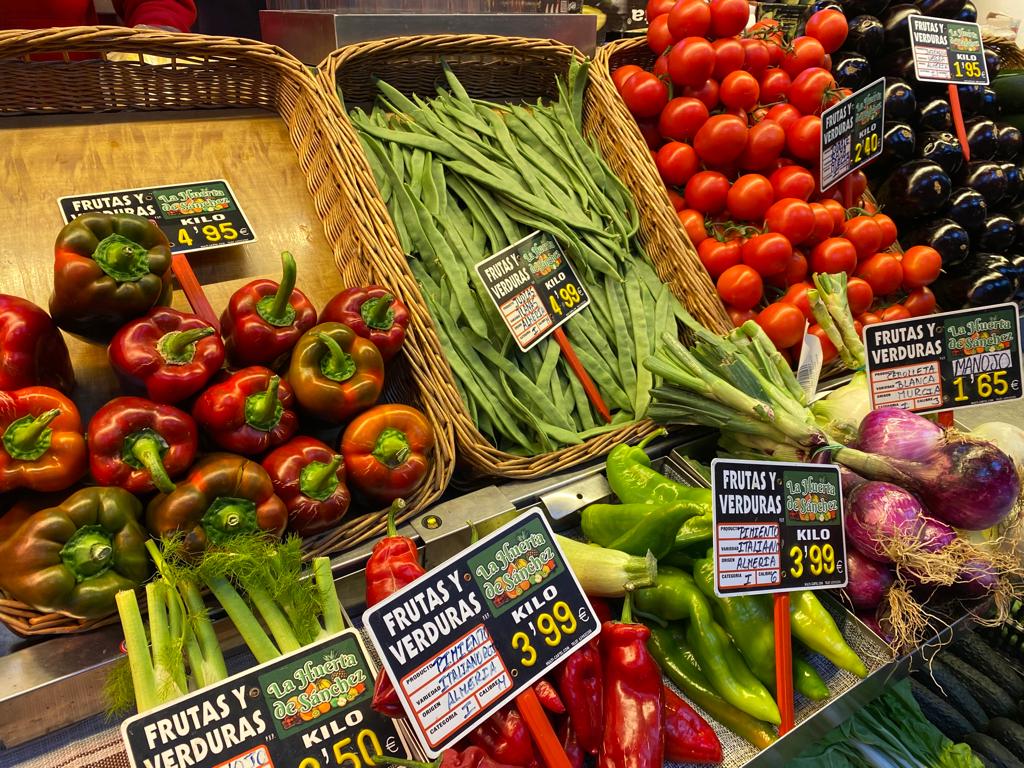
[[909, 16, 989, 85], [819, 77, 885, 191]]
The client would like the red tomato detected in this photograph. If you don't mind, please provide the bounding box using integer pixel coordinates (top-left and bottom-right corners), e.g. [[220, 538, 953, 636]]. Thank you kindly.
[[728, 306, 758, 327], [757, 302, 806, 349], [666, 189, 687, 211], [880, 304, 912, 322], [769, 248, 809, 287], [741, 38, 771, 77], [805, 9, 849, 54], [901, 245, 942, 289], [873, 213, 898, 250], [669, 37, 716, 88], [693, 114, 748, 168], [727, 174, 774, 221], [765, 198, 815, 244], [810, 237, 857, 275], [856, 253, 903, 296], [646, 0, 676, 21], [783, 282, 814, 321], [619, 71, 669, 118], [770, 165, 815, 201], [683, 78, 720, 110], [709, 0, 750, 37], [667, 0, 711, 40], [788, 67, 838, 116], [841, 215, 883, 260], [685, 170, 731, 214], [720, 71, 760, 112], [846, 277, 874, 316], [658, 96, 709, 142], [807, 202, 835, 244], [785, 115, 822, 162], [698, 237, 743, 278], [656, 141, 700, 187], [759, 68, 792, 104], [739, 119, 786, 171], [904, 286, 937, 317], [653, 53, 671, 80], [713, 38, 746, 81], [647, 14, 675, 55], [717, 264, 764, 310], [678, 208, 708, 246], [765, 102, 800, 132], [858, 311, 882, 326], [612, 65, 644, 92], [819, 198, 846, 234], [808, 323, 838, 363], [742, 232, 792, 276], [750, 18, 785, 46], [782, 36, 826, 78]]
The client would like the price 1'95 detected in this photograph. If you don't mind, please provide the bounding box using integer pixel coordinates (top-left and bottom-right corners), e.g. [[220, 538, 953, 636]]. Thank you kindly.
[[953, 60, 984, 79], [511, 600, 578, 667], [789, 544, 836, 578], [953, 371, 1013, 402]]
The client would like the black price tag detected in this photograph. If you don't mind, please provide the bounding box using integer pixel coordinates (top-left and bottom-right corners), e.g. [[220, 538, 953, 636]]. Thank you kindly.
[[909, 16, 989, 84], [819, 77, 885, 191], [755, 3, 806, 40], [363, 509, 600, 757], [59, 179, 256, 255], [864, 303, 1023, 413], [474, 231, 590, 352], [711, 459, 847, 598], [120, 629, 411, 768]]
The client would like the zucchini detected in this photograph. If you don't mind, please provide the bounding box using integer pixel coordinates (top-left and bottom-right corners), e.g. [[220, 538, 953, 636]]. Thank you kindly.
[[965, 732, 1024, 768], [910, 678, 975, 741], [951, 632, 1024, 700], [993, 72, 1024, 115], [988, 718, 1024, 762], [912, 657, 988, 729], [942, 653, 1017, 719]]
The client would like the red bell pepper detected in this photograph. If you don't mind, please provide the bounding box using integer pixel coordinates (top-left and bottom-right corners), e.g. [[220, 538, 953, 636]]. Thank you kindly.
[[220, 251, 317, 368], [192, 367, 298, 456], [0, 295, 75, 394], [321, 285, 409, 362], [108, 307, 224, 404], [87, 396, 198, 494], [0, 387, 86, 492], [467, 705, 539, 768], [663, 686, 722, 764], [261, 436, 350, 536], [599, 595, 664, 768], [340, 404, 434, 503], [557, 640, 603, 755]]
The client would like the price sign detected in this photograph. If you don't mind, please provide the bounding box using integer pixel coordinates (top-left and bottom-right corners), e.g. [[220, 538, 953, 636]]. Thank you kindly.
[[909, 16, 989, 84], [755, 3, 805, 39], [120, 630, 412, 768], [363, 509, 600, 757], [819, 77, 885, 191], [711, 458, 847, 598], [864, 303, 1023, 413], [59, 179, 255, 255], [475, 231, 590, 352]]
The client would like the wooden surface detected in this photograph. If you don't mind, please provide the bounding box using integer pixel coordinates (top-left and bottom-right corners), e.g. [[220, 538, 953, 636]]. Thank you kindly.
[[0, 110, 348, 419]]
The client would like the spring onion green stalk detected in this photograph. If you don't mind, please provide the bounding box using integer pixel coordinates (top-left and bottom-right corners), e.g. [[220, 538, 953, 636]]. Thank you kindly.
[[555, 535, 656, 596], [808, 272, 866, 371], [115, 589, 161, 713]]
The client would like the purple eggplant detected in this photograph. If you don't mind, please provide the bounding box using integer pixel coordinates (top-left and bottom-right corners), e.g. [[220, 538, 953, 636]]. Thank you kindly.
[[964, 117, 998, 160], [915, 131, 964, 175], [880, 122, 917, 166], [840, 0, 892, 16], [995, 123, 1022, 160], [832, 51, 873, 90], [978, 215, 1016, 253], [978, 87, 999, 118], [957, 85, 986, 117], [917, 97, 954, 131], [881, 4, 922, 48], [903, 218, 971, 269], [919, 0, 965, 17], [956, 161, 1008, 206], [1013, 204, 1024, 248], [844, 15, 885, 56], [984, 47, 1000, 79], [1001, 162, 1022, 204], [884, 78, 917, 123], [956, 0, 977, 21], [943, 187, 988, 235], [877, 159, 952, 216]]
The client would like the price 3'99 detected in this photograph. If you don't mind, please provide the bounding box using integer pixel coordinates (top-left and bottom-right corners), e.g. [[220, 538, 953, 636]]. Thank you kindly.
[[512, 600, 579, 667], [789, 544, 837, 578]]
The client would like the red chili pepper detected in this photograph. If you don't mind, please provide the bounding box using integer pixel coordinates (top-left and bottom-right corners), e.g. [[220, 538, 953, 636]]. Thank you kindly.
[[0, 295, 75, 394], [108, 307, 224, 404], [220, 251, 317, 368], [663, 686, 722, 765], [557, 641, 603, 755], [468, 705, 539, 768], [261, 436, 350, 536], [0, 387, 87, 492], [533, 679, 566, 715], [599, 595, 664, 768], [192, 367, 298, 456], [87, 397, 198, 494], [321, 285, 410, 362]]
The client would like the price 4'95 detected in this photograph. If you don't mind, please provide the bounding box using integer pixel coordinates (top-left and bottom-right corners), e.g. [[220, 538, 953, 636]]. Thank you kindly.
[[511, 600, 579, 667], [789, 544, 837, 578], [177, 221, 240, 247], [953, 371, 1014, 402]]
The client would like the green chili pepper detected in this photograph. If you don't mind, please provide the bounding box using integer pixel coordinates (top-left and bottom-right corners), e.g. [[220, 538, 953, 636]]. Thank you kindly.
[[790, 591, 868, 678], [674, 513, 713, 550], [581, 501, 701, 559], [606, 431, 712, 507], [647, 624, 778, 749]]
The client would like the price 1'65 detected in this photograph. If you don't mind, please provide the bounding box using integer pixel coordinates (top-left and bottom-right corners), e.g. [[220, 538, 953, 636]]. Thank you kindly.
[[789, 544, 836, 578], [953, 370, 1013, 402], [511, 600, 578, 667]]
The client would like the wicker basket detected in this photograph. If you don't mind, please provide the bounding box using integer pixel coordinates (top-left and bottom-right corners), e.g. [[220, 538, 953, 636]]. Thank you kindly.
[[0, 26, 454, 635], [316, 34, 731, 478]]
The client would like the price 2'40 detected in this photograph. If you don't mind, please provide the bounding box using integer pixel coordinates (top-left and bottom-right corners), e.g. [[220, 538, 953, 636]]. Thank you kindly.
[[789, 544, 836, 578], [852, 133, 880, 163]]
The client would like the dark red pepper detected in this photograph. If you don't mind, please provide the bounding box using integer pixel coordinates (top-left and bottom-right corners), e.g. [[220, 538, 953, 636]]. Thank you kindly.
[[321, 285, 409, 362], [87, 397, 198, 494], [108, 307, 224, 404], [663, 686, 722, 765], [0, 294, 75, 394], [192, 366, 298, 456], [261, 436, 350, 536], [467, 705, 539, 768], [557, 640, 603, 755], [220, 251, 317, 368], [557, 718, 586, 768], [599, 595, 664, 768], [533, 679, 565, 715]]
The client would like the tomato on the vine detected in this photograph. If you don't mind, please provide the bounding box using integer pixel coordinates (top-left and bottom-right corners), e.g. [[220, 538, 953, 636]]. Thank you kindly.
[[720, 70, 760, 112], [901, 245, 942, 289], [666, 189, 687, 211], [741, 38, 771, 77], [669, 36, 716, 87], [685, 170, 731, 214], [807, 202, 835, 244], [782, 36, 826, 78], [758, 68, 792, 104], [840, 215, 883, 260], [646, 0, 676, 21], [768, 248, 809, 287], [619, 71, 669, 118], [742, 232, 792, 276], [858, 311, 882, 326], [709, 0, 749, 37], [683, 78, 720, 110], [698, 237, 743, 278], [658, 97, 709, 142], [739, 119, 785, 170], [804, 9, 849, 54], [727, 174, 774, 221], [667, 0, 711, 40], [783, 282, 814, 321], [810, 237, 857, 274], [678, 209, 708, 246], [818, 199, 846, 234], [757, 302, 806, 349], [788, 67, 838, 116], [612, 65, 644, 92], [728, 306, 758, 327], [694, 114, 748, 168], [904, 286, 937, 317], [873, 213, 898, 250], [713, 38, 745, 81], [765, 198, 815, 244], [656, 141, 700, 186], [750, 18, 785, 47], [764, 102, 800, 131], [856, 253, 903, 296], [846, 277, 874, 316], [717, 264, 764, 310], [770, 165, 815, 201], [880, 304, 912, 322], [785, 115, 822, 162], [653, 52, 671, 79], [647, 14, 675, 56], [808, 324, 838, 363]]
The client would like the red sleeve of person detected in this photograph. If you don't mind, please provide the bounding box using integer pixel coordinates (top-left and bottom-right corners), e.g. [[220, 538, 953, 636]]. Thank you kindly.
[[0, 0, 197, 31]]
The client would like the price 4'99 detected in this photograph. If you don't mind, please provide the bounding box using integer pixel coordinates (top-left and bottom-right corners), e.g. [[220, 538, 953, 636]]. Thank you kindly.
[[789, 544, 837, 578]]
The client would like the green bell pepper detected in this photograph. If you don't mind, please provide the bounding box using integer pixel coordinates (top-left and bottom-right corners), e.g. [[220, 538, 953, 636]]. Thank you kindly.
[[581, 500, 700, 558], [606, 430, 712, 507]]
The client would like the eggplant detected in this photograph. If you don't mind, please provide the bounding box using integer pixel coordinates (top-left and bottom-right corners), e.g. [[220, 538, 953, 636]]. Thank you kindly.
[[915, 131, 964, 175], [979, 87, 1000, 119], [878, 160, 952, 216], [964, 118, 998, 160], [1002, 162, 1023, 204], [880, 48, 919, 83], [919, 0, 965, 17], [956, 0, 977, 21], [884, 78, 917, 123], [1013, 203, 1024, 248], [844, 15, 885, 56], [985, 47, 1000, 79], [840, 0, 892, 17], [832, 51, 873, 90], [932, 255, 1016, 308], [978, 215, 1017, 253], [881, 122, 917, 165], [917, 98, 954, 131], [956, 161, 1009, 206], [882, 5, 922, 49], [904, 218, 972, 269], [957, 85, 986, 117], [943, 187, 989, 235], [996, 123, 1022, 160]]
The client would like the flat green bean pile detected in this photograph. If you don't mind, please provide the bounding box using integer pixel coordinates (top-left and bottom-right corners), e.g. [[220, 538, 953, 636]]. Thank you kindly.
[[349, 60, 686, 455]]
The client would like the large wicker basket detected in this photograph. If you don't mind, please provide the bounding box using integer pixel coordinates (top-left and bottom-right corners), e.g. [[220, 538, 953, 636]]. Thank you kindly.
[[316, 34, 731, 478], [0, 26, 454, 635]]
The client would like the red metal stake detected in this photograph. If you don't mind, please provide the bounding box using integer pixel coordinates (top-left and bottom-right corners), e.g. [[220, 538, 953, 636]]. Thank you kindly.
[[516, 688, 571, 768], [171, 253, 219, 332], [948, 84, 971, 163], [553, 326, 612, 423], [937, 409, 955, 429], [774, 593, 795, 736]]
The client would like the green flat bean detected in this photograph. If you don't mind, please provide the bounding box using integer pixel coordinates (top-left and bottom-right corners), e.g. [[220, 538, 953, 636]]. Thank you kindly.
[[567, 367, 597, 432], [625, 269, 652, 417], [568, 342, 633, 413], [471, 341, 574, 431], [606, 275, 637, 404]]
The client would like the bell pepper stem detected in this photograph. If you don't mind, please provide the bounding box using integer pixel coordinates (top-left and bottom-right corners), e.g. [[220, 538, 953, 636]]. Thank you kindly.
[[362, 294, 395, 330], [60, 525, 114, 580], [636, 428, 667, 452], [3, 408, 60, 461], [201, 496, 260, 544], [93, 233, 150, 282], [129, 434, 176, 494], [245, 376, 283, 432], [313, 557, 346, 636], [158, 326, 215, 364], [256, 252, 299, 327], [300, 455, 342, 501], [372, 427, 412, 469], [317, 333, 356, 382]]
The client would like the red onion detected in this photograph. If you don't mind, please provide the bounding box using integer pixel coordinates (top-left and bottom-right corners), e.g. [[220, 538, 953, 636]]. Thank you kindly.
[[952, 559, 999, 599], [919, 518, 958, 552], [845, 481, 928, 563], [845, 546, 894, 610], [857, 408, 943, 461]]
